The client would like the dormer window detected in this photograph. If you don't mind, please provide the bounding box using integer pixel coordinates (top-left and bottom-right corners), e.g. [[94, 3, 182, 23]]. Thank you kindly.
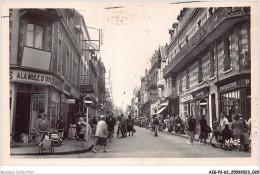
[[197, 17, 201, 31], [207, 7, 214, 19], [185, 35, 189, 43]]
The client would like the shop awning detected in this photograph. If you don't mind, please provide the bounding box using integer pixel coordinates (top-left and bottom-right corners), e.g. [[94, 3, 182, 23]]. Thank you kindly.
[[159, 101, 168, 107], [157, 106, 167, 114]]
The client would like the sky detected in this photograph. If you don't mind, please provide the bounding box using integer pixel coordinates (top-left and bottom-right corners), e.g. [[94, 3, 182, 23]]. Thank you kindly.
[[77, 2, 183, 110]]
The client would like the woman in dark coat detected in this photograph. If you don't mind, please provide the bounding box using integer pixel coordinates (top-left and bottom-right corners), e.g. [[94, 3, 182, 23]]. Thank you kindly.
[[127, 115, 134, 136], [120, 115, 127, 138], [199, 115, 208, 145]]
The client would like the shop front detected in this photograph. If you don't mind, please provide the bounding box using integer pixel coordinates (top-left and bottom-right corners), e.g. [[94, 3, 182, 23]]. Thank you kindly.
[[217, 77, 251, 122], [191, 87, 210, 134], [180, 87, 210, 133], [180, 93, 194, 120], [10, 68, 63, 142]]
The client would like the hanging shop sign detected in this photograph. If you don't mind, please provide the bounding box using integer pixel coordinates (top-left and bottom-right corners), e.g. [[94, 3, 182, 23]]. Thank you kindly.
[[62, 82, 71, 95], [191, 87, 209, 100], [10, 69, 62, 90], [180, 94, 193, 103], [67, 99, 75, 104]]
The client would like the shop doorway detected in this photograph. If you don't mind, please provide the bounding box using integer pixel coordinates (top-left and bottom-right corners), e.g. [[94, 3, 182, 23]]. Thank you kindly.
[[15, 92, 31, 142], [30, 94, 45, 133]]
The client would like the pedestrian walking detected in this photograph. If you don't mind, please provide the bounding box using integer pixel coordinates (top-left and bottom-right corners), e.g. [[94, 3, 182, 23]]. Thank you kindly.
[[152, 115, 159, 136], [231, 114, 244, 151], [92, 115, 109, 153], [56, 115, 65, 141], [187, 115, 196, 145], [91, 117, 98, 138], [219, 112, 228, 131], [106, 113, 116, 142], [199, 115, 208, 145], [120, 114, 127, 138], [126, 115, 134, 136]]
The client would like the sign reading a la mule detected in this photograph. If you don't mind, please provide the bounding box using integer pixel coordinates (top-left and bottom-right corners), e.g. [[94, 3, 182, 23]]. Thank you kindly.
[[10, 69, 62, 90]]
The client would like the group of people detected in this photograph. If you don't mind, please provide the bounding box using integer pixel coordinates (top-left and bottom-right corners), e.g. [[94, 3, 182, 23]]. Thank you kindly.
[[35, 110, 65, 145], [117, 114, 135, 138], [148, 115, 186, 135], [185, 112, 251, 151], [212, 112, 251, 151], [91, 113, 117, 153]]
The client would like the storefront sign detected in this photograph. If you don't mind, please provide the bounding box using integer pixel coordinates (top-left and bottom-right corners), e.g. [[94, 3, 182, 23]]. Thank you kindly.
[[67, 99, 75, 104], [192, 87, 209, 99], [180, 94, 193, 103], [219, 78, 250, 92], [150, 89, 159, 102], [10, 69, 62, 90], [70, 86, 80, 99], [240, 78, 250, 86], [219, 81, 238, 91], [62, 82, 71, 95]]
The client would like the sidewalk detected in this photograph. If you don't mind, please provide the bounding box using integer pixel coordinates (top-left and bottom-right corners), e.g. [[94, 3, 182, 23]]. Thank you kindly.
[[10, 138, 94, 156]]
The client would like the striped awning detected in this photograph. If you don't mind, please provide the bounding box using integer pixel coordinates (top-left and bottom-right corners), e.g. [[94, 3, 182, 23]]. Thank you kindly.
[[157, 106, 167, 114]]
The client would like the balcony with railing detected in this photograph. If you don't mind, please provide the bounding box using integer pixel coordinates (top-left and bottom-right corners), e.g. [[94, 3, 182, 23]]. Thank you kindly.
[[80, 75, 96, 93], [163, 7, 250, 77]]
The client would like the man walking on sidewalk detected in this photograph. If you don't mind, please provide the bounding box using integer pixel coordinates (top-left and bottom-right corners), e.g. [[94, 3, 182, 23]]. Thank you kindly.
[[106, 113, 116, 142], [187, 115, 196, 145], [92, 115, 109, 153]]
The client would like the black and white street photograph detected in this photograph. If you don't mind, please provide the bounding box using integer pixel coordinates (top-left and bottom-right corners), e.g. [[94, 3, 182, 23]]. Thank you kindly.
[[1, 1, 259, 172]]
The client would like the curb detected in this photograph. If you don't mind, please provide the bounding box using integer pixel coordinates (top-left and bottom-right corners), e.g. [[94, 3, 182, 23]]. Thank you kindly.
[[10, 144, 94, 156]]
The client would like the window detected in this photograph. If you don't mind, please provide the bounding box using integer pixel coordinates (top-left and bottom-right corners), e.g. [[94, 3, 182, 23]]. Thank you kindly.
[[66, 15, 70, 26], [197, 17, 201, 31], [207, 7, 214, 19], [179, 73, 182, 93], [62, 44, 67, 77], [209, 49, 215, 78], [186, 68, 189, 89], [198, 58, 203, 83], [66, 50, 70, 79], [223, 36, 232, 71], [172, 74, 176, 88], [58, 39, 62, 74], [26, 23, 44, 49]]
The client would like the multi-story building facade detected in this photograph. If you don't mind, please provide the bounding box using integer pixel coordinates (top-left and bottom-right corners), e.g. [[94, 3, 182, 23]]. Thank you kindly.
[[139, 69, 151, 119], [9, 8, 101, 142], [163, 7, 251, 131]]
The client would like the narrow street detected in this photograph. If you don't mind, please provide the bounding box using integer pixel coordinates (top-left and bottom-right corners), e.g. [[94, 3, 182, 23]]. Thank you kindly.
[[80, 126, 250, 158], [13, 125, 250, 159]]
